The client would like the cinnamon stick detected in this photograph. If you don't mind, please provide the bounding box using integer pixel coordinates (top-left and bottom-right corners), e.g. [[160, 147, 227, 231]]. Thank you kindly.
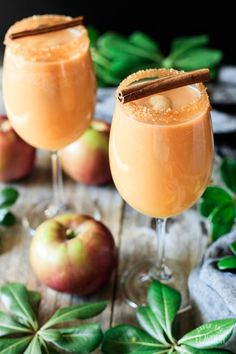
[[9, 16, 84, 40], [118, 69, 210, 104]]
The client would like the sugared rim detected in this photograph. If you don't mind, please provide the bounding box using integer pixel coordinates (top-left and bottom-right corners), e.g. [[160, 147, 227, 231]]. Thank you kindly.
[[4, 14, 89, 62], [117, 68, 211, 125]]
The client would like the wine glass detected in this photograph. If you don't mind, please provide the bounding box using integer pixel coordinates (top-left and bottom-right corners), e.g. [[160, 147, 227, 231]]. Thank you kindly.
[[2, 15, 96, 235], [109, 68, 214, 308]]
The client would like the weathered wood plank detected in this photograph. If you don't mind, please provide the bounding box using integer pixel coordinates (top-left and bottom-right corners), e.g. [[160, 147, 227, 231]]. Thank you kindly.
[[0, 150, 123, 342], [112, 201, 208, 336]]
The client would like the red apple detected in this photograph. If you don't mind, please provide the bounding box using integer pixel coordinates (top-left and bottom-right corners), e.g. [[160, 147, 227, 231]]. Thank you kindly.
[[0, 115, 36, 182], [61, 119, 112, 185], [30, 213, 116, 295]]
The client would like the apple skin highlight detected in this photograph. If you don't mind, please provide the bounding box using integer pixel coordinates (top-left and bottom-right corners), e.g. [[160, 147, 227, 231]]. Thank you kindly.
[[61, 119, 112, 185], [0, 115, 36, 182], [30, 214, 116, 295]]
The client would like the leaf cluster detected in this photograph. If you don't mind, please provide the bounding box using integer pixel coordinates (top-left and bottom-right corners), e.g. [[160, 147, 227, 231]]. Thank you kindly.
[[0, 187, 19, 226], [0, 283, 106, 353], [88, 29, 223, 87], [101, 280, 236, 353]]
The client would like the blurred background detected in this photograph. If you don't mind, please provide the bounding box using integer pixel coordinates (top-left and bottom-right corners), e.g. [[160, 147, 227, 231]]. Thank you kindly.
[[0, 0, 235, 63]]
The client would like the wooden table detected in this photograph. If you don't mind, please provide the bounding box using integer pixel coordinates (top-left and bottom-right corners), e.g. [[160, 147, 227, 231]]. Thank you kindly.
[[0, 150, 210, 352]]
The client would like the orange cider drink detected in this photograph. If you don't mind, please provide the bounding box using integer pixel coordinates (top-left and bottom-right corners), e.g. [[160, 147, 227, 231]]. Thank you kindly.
[[109, 69, 213, 218], [3, 15, 96, 150]]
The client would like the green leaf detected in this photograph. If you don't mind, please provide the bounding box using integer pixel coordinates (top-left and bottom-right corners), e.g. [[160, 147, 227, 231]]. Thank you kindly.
[[0, 283, 38, 330], [87, 26, 99, 47], [24, 336, 42, 354], [148, 280, 181, 342], [178, 319, 236, 348], [129, 31, 160, 53], [130, 351, 170, 354], [198, 186, 233, 217], [101, 324, 169, 354], [43, 346, 59, 354], [174, 48, 223, 71], [0, 311, 32, 336], [42, 301, 107, 329], [0, 209, 16, 226], [91, 47, 110, 67], [229, 241, 236, 256], [176, 344, 231, 353], [45, 324, 103, 354], [170, 35, 209, 59], [40, 339, 59, 354], [136, 305, 168, 344], [93, 62, 120, 86], [97, 32, 160, 61], [0, 336, 32, 353], [217, 256, 236, 271], [221, 158, 236, 194], [28, 290, 41, 316], [0, 187, 19, 208], [40, 329, 62, 342], [210, 203, 235, 241], [109, 57, 154, 80]]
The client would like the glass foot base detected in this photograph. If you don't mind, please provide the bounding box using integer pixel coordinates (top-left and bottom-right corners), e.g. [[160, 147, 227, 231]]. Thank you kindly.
[[23, 199, 76, 236], [23, 197, 102, 236], [121, 260, 191, 312]]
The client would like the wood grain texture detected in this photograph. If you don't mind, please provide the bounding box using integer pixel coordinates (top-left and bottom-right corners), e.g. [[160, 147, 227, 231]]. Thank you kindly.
[[0, 147, 212, 353]]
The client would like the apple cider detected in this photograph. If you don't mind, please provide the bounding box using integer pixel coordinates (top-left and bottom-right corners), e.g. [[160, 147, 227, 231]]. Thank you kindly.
[[3, 15, 96, 150], [109, 69, 214, 218]]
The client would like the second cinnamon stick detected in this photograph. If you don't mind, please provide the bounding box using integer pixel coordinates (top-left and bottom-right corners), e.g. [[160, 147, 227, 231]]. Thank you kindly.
[[118, 69, 210, 104]]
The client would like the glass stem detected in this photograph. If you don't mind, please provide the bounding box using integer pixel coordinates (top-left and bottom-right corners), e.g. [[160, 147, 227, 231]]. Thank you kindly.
[[51, 150, 64, 210], [155, 218, 172, 280]]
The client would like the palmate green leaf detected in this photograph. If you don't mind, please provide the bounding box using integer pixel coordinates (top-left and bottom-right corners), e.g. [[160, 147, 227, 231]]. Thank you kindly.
[[170, 35, 209, 59], [174, 48, 223, 71], [0, 187, 19, 208], [221, 158, 236, 194], [229, 241, 236, 256], [217, 255, 236, 271], [0, 209, 16, 226], [210, 202, 235, 241], [91, 47, 110, 67], [91, 48, 118, 86], [40, 329, 62, 342], [109, 57, 154, 81], [129, 351, 170, 354], [28, 290, 41, 316], [97, 32, 160, 62], [0, 336, 32, 353], [128, 350, 170, 354], [176, 344, 231, 353], [198, 186, 233, 217], [93, 61, 120, 86], [129, 31, 161, 54], [136, 305, 169, 344], [0, 283, 38, 330], [101, 324, 169, 354], [147, 280, 181, 342], [41, 340, 59, 354], [24, 335, 42, 354], [0, 311, 32, 336], [201, 189, 236, 241], [178, 319, 236, 349], [42, 301, 107, 329], [87, 26, 100, 47], [44, 324, 103, 354]]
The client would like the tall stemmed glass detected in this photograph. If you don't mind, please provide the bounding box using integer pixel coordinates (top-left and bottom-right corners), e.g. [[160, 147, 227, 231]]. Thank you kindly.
[[3, 15, 96, 235], [109, 68, 214, 308]]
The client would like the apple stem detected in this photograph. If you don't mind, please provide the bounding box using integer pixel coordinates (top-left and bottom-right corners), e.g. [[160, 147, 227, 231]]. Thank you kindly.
[[65, 228, 76, 239]]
